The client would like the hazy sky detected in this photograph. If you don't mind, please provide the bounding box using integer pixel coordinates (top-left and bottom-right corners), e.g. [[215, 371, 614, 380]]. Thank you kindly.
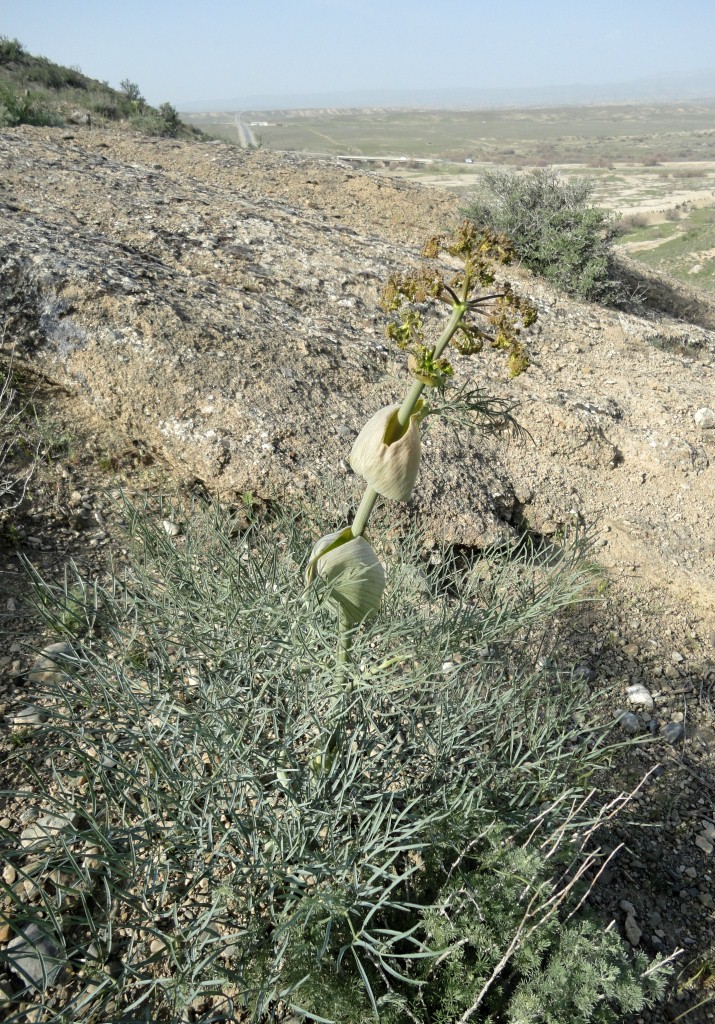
[[3, 0, 715, 106]]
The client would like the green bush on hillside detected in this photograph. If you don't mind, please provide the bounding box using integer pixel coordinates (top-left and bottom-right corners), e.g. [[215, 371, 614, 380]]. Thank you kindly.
[[0, 81, 60, 127], [0, 36, 25, 63], [463, 168, 624, 303]]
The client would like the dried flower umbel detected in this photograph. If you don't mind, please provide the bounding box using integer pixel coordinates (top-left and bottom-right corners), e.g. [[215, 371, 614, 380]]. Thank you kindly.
[[307, 222, 536, 685]]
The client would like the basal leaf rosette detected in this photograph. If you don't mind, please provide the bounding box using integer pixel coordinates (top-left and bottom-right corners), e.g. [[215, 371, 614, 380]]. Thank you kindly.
[[350, 400, 425, 501], [306, 528, 385, 624]]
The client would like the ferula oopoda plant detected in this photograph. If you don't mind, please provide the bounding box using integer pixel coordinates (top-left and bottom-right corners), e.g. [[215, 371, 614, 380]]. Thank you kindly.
[[307, 221, 537, 681]]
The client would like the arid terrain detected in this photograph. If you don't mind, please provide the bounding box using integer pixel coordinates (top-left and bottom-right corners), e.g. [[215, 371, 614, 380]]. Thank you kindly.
[[1, 124, 715, 1021]]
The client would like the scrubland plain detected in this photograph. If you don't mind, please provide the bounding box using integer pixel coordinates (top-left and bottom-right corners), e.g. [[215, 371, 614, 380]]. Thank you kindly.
[[185, 102, 715, 293]]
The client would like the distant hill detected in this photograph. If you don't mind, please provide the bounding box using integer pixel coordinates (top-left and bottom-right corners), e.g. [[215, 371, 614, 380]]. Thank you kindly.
[[179, 68, 715, 113], [0, 35, 202, 139]]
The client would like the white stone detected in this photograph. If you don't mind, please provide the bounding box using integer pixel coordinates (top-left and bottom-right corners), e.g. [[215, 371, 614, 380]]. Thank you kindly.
[[626, 684, 654, 710], [694, 407, 715, 429]]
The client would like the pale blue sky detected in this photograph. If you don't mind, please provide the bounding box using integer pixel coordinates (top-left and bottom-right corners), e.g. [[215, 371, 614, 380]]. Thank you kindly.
[[3, 0, 714, 107]]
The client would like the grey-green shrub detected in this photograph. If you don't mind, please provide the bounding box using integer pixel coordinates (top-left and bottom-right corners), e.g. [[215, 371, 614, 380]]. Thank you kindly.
[[0, 36, 25, 63], [0, 491, 672, 1023], [0, 81, 59, 127], [463, 168, 624, 303]]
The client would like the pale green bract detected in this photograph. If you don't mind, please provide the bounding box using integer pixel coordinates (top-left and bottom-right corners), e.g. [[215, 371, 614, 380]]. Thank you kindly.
[[349, 400, 425, 501], [307, 531, 385, 624]]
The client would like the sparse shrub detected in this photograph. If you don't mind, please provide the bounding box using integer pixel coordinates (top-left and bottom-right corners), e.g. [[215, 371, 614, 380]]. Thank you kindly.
[[618, 213, 650, 233], [4, 491, 672, 1023], [119, 77, 143, 103], [463, 167, 625, 303], [663, 207, 682, 222], [23, 56, 87, 90], [85, 89, 123, 120], [0, 81, 60, 127], [158, 100, 181, 137], [0, 352, 41, 514], [0, 36, 25, 63], [644, 332, 701, 357]]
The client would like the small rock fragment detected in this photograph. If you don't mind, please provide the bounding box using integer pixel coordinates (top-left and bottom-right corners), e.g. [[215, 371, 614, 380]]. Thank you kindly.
[[626, 684, 654, 710], [162, 519, 180, 537], [694, 407, 715, 429], [28, 642, 75, 685], [6, 923, 64, 991], [662, 721, 685, 744], [20, 824, 51, 852], [624, 914, 642, 946], [615, 710, 640, 734], [695, 835, 714, 856], [10, 706, 48, 727]]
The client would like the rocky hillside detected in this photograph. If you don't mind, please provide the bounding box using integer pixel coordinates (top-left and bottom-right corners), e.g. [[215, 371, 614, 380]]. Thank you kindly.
[[1, 125, 714, 611], [0, 38, 199, 138], [3, 124, 715, 1023]]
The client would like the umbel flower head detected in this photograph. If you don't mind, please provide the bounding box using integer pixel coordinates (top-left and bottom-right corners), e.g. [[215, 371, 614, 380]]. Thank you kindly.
[[306, 528, 385, 624], [350, 400, 425, 502]]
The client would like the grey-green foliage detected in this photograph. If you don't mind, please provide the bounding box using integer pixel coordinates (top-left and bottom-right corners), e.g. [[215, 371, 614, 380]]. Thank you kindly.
[[119, 77, 144, 105], [1, 493, 670, 1022], [0, 36, 25, 63], [419, 834, 668, 1024], [0, 81, 60, 127], [463, 168, 624, 303]]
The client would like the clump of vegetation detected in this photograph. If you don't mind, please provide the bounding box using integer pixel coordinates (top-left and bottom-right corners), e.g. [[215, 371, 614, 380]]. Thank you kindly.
[[0, 36, 199, 138], [0, 348, 42, 514], [0, 81, 60, 127], [0, 228, 674, 1022], [463, 168, 625, 304], [0, 36, 25, 63]]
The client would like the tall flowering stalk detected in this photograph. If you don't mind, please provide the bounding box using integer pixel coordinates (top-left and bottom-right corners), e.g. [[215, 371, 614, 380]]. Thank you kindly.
[[306, 223, 537, 684]]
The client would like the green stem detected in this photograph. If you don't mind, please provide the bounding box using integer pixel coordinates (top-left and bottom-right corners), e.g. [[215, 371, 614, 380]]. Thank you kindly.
[[396, 301, 467, 428], [351, 485, 378, 538], [336, 604, 352, 691]]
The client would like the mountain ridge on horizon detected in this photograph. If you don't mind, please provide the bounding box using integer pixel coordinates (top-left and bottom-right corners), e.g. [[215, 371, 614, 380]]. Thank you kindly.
[[178, 68, 715, 113]]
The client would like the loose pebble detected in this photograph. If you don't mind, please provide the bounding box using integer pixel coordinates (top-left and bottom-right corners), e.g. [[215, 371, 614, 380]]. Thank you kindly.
[[28, 642, 75, 685], [626, 684, 654, 710], [662, 721, 685, 744], [615, 710, 640, 734], [695, 835, 713, 856], [694, 407, 715, 429], [6, 924, 64, 991], [10, 706, 48, 727], [624, 913, 642, 946]]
